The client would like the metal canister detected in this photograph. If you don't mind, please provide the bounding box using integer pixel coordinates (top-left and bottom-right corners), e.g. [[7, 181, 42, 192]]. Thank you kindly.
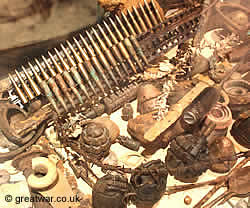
[[204, 103, 232, 146]]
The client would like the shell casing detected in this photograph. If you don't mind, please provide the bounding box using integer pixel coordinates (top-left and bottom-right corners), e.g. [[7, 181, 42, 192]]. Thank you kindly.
[[123, 38, 143, 71], [86, 31, 119, 86], [109, 18, 124, 41], [151, 0, 163, 24], [22, 66, 41, 96], [121, 12, 137, 36], [61, 44, 93, 101], [66, 41, 98, 96], [9, 73, 28, 104], [110, 44, 131, 76], [39, 81, 61, 114], [103, 21, 119, 44], [117, 42, 137, 73], [53, 49, 87, 104], [91, 56, 112, 90], [69, 67, 90, 103], [15, 70, 35, 100], [35, 60, 68, 112], [29, 62, 60, 114], [144, 0, 158, 26], [139, 3, 153, 29], [132, 6, 147, 32], [48, 52, 64, 74], [129, 35, 149, 66], [40, 57, 56, 78], [47, 77, 68, 112], [115, 15, 130, 37], [63, 70, 88, 103], [77, 63, 98, 96], [80, 35, 113, 90], [55, 48, 71, 71], [104, 22, 137, 73], [84, 60, 105, 94], [97, 24, 113, 48], [61, 44, 76, 67], [127, 9, 142, 34], [103, 49, 124, 79], [94, 27, 130, 76], [73, 37, 104, 94], [73, 37, 90, 61]]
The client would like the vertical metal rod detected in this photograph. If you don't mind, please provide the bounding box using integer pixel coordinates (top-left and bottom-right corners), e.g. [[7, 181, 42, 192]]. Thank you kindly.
[[66, 40, 98, 96], [132, 6, 147, 32], [28, 62, 60, 114], [21, 66, 41, 96], [54, 48, 88, 103], [97, 24, 131, 76], [127, 9, 142, 34], [15, 70, 35, 100], [73, 37, 106, 95], [151, 0, 163, 24], [85, 31, 119, 86], [139, 3, 153, 29], [9, 74, 28, 104], [36, 58, 69, 112], [144, 0, 158, 26], [79, 34, 113, 90], [121, 12, 137, 36]]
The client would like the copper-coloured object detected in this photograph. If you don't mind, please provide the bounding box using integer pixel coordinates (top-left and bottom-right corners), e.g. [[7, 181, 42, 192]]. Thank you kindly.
[[80, 123, 111, 160], [208, 137, 236, 173], [204, 103, 232, 146], [231, 117, 250, 149], [8, 74, 28, 104], [15, 70, 35, 100], [184, 195, 192, 205], [137, 84, 161, 114], [121, 103, 134, 121]]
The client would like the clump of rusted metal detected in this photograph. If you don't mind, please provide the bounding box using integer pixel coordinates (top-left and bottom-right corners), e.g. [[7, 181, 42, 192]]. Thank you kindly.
[[121, 103, 134, 121], [137, 83, 161, 114], [80, 123, 111, 160], [231, 117, 250, 149], [165, 133, 209, 182], [92, 174, 129, 208], [130, 160, 168, 207], [208, 137, 236, 173]]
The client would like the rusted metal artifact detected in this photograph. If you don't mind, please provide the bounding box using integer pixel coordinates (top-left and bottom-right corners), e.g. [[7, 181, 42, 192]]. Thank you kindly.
[[80, 123, 111, 160], [165, 133, 209, 182], [92, 174, 130, 208], [208, 137, 236, 173], [130, 159, 168, 207], [121, 103, 134, 121]]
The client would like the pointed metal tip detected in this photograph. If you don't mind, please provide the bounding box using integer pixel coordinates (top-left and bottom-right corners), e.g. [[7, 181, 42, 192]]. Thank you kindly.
[[21, 65, 26, 70], [60, 43, 66, 49]]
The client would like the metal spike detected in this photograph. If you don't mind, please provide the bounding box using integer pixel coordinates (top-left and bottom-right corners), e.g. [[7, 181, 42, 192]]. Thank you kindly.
[[139, 3, 153, 28], [40, 57, 56, 78], [48, 52, 63, 74], [9, 73, 28, 104], [97, 24, 113, 48], [121, 12, 136, 36], [22, 66, 41, 96], [66, 40, 98, 96], [108, 17, 124, 41], [86, 31, 102, 55], [127, 9, 142, 34], [29, 62, 60, 114], [55, 48, 70, 71], [61, 44, 76, 67], [92, 28, 107, 51], [15, 70, 35, 100], [132, 6, 147, 32], [80, 33, 113, 90], [115, 15, 129, 37], [103, 21, 119, 44], [73, 37, 106, 95], [151, 0, 163, 23], [73, 37, 89, 61], [144, 0, 158, 26], [79, 34, 95, 57]]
